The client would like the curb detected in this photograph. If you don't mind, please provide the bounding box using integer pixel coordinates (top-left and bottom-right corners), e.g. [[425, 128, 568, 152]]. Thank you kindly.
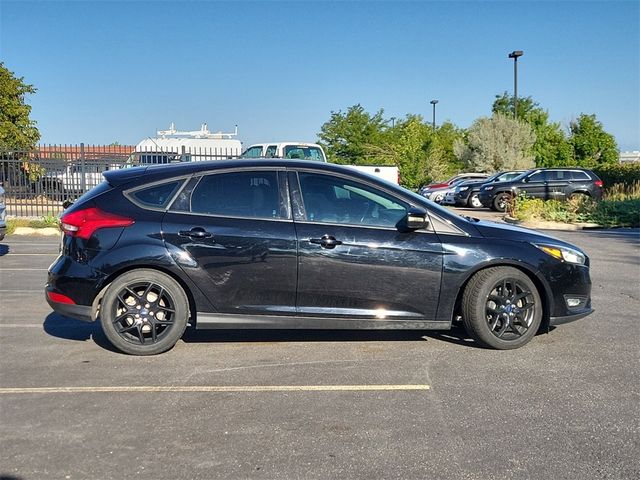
[[504, 216, 601, 231], [11, 227, 60, 236]]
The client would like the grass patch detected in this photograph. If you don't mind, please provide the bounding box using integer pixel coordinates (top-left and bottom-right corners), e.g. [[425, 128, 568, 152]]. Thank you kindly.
[[512, 182, 640, 228], [6, 214, 59, 235]]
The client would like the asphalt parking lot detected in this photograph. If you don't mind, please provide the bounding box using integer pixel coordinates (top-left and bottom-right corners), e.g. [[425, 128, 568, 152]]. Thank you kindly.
[[1, 228, 639, 480]]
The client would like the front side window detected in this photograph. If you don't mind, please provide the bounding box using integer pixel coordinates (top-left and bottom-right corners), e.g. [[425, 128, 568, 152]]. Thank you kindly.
[[297, 172, 407, 227], [265, 145, 278, 157], [527, 171, 547, 182], [175, 171, 283, 219]]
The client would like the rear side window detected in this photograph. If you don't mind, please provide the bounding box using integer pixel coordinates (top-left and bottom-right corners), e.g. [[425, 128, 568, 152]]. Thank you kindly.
[[175, 171, 284, 219], [547, 170, 571, 180], [571, 171, 591, 181], [128, 180, 183, 209]]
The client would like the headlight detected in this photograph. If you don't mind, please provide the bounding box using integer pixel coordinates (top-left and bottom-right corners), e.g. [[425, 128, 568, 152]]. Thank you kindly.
[[534, 244, 586, 265], [484, 186, 494, 191], [459, 186, 469, 191]]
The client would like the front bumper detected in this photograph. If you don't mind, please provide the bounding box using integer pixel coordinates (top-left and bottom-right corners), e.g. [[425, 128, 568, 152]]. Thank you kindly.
[[549, 308, 594, 326], [478, 191, 493, 207]]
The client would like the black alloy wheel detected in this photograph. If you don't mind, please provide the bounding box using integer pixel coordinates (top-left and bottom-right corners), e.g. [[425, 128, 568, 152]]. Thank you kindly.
[[100, 269, 189, 355], [493, 192, 512, 212], [462, 266, 542, 349]]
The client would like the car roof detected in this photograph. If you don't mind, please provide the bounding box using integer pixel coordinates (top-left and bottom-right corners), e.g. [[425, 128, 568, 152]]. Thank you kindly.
[[104, 159, 379, 187]]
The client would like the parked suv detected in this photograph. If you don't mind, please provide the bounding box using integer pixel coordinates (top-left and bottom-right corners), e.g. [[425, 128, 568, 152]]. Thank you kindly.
[[479, 168, 603, 212], [47, 160, 593, 355]]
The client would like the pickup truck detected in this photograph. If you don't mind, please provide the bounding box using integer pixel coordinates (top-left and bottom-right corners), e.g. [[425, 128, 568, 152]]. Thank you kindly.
[[41, 162, 120, 199], [242, 142, 399, 184]]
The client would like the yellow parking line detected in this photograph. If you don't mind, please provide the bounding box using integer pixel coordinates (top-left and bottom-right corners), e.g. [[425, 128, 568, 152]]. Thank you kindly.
[[0, 384, 430, 394]]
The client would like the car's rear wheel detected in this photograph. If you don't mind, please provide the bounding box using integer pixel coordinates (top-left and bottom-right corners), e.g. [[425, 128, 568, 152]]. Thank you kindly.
[[493, 192, 512, 212], [468, 192, 483, 208], [100, 269, 189, 355], [462, 267, 542, 349]]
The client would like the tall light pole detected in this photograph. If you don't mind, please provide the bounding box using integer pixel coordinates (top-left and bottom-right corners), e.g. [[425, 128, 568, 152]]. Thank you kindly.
[[508, 50, 523, 119], [390, 116, 396, 128], [430, 99, 438, 129]]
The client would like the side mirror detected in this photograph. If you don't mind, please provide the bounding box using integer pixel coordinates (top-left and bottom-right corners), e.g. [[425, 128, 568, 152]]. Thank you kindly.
[[404, 207, 429, 230]]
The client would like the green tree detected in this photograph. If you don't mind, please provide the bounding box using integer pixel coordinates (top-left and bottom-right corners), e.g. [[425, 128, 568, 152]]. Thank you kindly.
[[492, 91, 540, 121], [317, 104, 387, 164], [454, 113, 536, 172], [568, 114, 618, 167], [0, 63, 40, 149], [493, 93, 572, 167]]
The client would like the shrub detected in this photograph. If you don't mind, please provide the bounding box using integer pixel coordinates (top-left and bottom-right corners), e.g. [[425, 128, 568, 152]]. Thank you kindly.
[[513, 189, 640, 228], [593, 163, 640, 187]]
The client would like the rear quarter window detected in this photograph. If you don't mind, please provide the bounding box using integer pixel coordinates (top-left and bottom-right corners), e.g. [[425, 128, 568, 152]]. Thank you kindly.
[[570, 171, 591, 181], [127, 180, 183, 209]]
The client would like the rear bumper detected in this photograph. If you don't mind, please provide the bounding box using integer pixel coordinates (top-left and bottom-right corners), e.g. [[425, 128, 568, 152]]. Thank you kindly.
[[45, 288, 94, 322]]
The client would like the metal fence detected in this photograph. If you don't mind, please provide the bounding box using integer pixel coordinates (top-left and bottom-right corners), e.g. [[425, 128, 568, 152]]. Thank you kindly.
[[0, 144, 238, 217]]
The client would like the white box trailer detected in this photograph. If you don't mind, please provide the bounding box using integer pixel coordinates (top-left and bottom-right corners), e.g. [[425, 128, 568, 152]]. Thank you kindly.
[[135, 123, 242, 164]]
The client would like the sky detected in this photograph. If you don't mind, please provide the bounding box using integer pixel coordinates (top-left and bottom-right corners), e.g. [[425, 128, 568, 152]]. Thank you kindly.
[[1, 0, 638, 150]]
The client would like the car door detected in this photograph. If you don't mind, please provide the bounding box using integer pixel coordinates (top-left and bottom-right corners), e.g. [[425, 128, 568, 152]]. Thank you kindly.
[[547, 170, 571, 200], [162, 168, 298, 315], [520, 170, 549, 199], [290, 170, 443, 320]]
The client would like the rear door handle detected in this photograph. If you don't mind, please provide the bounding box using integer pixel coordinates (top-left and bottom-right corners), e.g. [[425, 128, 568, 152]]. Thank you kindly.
[[309, 235, 342, 249], [179, 227, 213, 239]]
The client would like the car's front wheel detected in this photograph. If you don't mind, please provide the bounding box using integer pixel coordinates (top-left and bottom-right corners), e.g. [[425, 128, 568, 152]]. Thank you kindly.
[[461, 267, 542, 349], [100, 269, 189, 355], [467, 192, 483, 208], [493, 192, 512, 212]]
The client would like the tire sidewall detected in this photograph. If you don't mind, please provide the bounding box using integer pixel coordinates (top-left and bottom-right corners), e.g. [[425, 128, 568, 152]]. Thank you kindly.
[[468, 192, 482, 208], [464, 267, 542, 350], [100, 269, 189, 355]]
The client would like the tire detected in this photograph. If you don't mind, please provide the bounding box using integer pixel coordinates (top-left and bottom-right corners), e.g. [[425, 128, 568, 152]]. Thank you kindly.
[[461, 266, 542, 350], [492, 192, 512, 212], [99, 269, 189, 355], [467, 192, 483, 208], [569, 191, 590, 201]]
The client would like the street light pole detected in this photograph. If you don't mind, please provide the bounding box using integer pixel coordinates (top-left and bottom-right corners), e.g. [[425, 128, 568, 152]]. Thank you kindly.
[[390, 116, 396, 128], [508, 50, 523, 119], [430, 100, 438, 129]]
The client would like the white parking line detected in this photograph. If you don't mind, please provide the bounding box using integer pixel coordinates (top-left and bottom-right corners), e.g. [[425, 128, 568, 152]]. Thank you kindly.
[[0, 384, 430, 394], [1, 253, 56, 256], [0, 268, 48, 271]]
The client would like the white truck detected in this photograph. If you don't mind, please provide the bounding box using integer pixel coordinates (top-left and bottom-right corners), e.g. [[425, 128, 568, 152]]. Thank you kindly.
[[135, 123, 243, 163], [242, 142, 399, 184]]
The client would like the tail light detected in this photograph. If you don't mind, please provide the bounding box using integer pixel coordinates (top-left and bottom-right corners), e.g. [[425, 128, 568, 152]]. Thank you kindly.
[[60, 206, 134, 240], [595, 180, 603, 188], [47, 291, 76, 305]]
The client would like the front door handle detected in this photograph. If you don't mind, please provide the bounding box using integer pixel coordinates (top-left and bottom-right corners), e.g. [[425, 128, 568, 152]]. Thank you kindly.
[[179, 227, 213, 239], [309, 235, 342, 249]]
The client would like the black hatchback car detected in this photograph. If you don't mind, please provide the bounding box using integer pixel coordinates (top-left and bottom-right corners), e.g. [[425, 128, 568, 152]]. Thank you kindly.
[[479, 168, 603, 212], [47, 160, 593, 355]]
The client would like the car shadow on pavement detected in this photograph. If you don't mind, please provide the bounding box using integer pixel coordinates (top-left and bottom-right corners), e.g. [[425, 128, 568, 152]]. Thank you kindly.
[[181, 323, 484, 349], [42, 312, 120, 353], [42, 313, 553, 352]]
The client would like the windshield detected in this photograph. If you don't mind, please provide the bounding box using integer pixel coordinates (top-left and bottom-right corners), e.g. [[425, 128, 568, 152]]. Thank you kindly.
[[241, 146, 264, 158]]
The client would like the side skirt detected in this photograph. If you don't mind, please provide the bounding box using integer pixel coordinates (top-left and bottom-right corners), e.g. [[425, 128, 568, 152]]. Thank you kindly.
[[195, 312, 451, 331]]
